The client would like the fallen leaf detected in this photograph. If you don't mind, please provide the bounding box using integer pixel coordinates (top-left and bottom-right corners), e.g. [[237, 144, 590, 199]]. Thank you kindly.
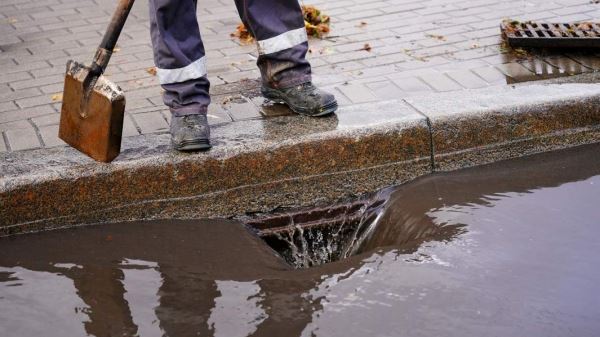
[[319, 47, 334, 55], [357, 21, 368, 28], [513, 47, 529, 57], [577, 22, 593, 30], [361, 43, 372, 52], [232, 23, 255, 44], [402, 48, 427, 62], [51, 93, 63, 102], [146, 67, 157, 76], [501, 19, 522, 34], [425, 34, 446, 41], [232, 5, 331, 42]]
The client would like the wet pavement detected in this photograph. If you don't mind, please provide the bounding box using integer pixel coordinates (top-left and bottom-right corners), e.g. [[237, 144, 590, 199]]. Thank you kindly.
[[1, 0, 600, 151], [1, 143, 599, 337]]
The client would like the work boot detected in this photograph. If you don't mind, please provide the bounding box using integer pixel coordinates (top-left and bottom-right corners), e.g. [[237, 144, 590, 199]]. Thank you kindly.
[[170, 114, 211, 151], [261, 82, 338, 117]]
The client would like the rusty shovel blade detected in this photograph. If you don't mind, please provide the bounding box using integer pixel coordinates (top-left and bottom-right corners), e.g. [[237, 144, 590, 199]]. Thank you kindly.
[[58, 60, 125, 163]]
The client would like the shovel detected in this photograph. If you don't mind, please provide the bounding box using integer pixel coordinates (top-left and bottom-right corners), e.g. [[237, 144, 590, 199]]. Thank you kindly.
[[59, 0, 136, 163]]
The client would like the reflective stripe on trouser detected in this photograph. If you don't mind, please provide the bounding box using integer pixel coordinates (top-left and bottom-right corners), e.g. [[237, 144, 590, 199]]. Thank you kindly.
[[234, 0, 311, 89], [149, 0, 210, 116], [149, 0, 312, 115]]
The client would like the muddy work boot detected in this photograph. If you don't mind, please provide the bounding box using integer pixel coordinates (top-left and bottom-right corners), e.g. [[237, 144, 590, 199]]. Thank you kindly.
[[170, 114, 211, 151], [261, 82, 338, 117]]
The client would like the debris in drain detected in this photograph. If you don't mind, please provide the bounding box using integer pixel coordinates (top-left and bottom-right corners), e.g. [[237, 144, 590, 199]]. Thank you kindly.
[[501, 19, 600, 48], [499, 40, 531, 59], [231, 5, 330, 43]]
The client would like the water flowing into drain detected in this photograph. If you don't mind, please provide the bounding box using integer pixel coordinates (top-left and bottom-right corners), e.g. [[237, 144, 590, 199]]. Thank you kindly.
[[246, 191, 390, 268]]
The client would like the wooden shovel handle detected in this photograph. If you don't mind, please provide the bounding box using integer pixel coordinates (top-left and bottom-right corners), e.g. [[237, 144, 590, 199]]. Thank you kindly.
[[91, 0, 136, 75]]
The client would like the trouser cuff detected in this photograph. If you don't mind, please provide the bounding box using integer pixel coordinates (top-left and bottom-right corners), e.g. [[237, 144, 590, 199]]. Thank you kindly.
[[170, 105, 208, 117]]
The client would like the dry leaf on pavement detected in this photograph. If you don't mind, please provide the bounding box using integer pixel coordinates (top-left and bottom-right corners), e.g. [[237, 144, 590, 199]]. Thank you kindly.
[[425, 34, 446, 41], [232, 5, 331, 42], [231, 23, 254, 44]]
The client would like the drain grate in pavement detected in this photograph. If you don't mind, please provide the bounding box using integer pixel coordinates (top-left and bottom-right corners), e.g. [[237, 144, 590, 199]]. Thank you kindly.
[[501, 21, 600, 48], [244, 194, 389, 268]]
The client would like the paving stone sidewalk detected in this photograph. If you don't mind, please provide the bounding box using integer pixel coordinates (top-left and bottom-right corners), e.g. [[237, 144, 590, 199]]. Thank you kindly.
[[1, 0, 599, 152]]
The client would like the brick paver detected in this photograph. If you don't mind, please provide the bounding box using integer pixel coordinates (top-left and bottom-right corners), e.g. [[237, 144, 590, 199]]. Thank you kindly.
[[1, 0, 599, 152], [122, 114, 140, 137], [336, 83, 378, 104], [38, 124, 64, 148], [131, 110, 169, 134], [4, 126, 40, 151], [365, 81, 405, 100], [222, 97, 261, 120]]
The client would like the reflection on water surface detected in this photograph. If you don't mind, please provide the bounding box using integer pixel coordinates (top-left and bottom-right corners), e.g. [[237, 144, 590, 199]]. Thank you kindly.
[[1, 144, 599, 337]]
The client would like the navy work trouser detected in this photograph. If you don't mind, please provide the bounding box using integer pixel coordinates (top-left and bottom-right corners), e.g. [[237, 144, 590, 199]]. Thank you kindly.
[[149, 0, 312, 116]]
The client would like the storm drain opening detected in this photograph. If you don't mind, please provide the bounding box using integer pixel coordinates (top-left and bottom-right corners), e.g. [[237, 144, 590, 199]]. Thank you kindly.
[[501, 21, 600, 48], [244, 196, 388, 269]]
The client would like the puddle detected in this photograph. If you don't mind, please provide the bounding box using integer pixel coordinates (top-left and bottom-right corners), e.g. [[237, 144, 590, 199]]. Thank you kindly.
[[258, 99, 295, 117], [1, 143, 599, 337], [500, 49, 597, 84]]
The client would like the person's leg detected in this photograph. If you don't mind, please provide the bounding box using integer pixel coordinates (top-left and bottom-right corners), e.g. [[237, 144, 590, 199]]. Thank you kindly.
[[149, 0, 211, 150], [234, 0, 337, 116], [233, 0, 310, 89]]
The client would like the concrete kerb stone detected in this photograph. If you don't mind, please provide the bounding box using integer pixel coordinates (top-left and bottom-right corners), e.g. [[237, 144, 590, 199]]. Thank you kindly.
[[2, 78, 600, 235], [0, 102, 431, 234], [405, 81, 600, 171]]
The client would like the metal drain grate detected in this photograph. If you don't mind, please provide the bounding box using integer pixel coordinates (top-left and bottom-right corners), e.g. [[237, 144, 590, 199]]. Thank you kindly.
[[501, 21, 600, 48]]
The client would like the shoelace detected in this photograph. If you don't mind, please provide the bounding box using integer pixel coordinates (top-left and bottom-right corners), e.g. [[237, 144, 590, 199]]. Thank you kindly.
[[296, 83, 318, 97], [182, 115, 202, 128]]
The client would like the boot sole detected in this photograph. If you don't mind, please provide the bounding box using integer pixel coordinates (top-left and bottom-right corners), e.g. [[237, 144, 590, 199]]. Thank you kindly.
[[261, 87, 338, 117], [173, 139, 212, 152]]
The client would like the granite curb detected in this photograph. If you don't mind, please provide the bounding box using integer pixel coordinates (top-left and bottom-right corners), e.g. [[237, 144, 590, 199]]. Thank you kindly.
[[405, 81, 600, 170], [1, 77, 600, 235]]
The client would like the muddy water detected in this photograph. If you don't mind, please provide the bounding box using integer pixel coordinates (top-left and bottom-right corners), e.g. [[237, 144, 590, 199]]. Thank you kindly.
[[1, 144, 600, 337]]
